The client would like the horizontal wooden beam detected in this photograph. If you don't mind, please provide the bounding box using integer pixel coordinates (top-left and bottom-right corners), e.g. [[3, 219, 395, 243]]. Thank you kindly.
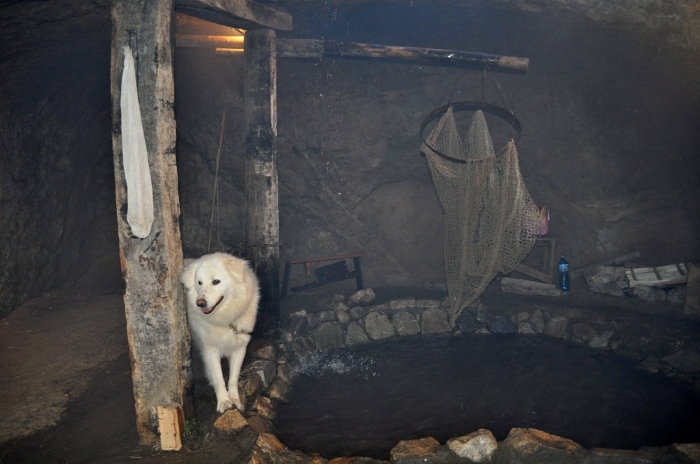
[[176, 34, 244, 48], [175, 0, 292, 31], [276, 39, 529, 71], [175, 35, 529, 71]]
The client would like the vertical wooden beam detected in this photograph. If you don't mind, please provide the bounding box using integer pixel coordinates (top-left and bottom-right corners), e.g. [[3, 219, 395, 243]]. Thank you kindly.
[[111, 0, 192, 445], [244, 29, 280, 330]]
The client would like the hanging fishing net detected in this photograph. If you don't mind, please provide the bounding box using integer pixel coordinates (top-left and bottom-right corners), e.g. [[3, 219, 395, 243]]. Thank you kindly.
[[422, 107, 542, 323]]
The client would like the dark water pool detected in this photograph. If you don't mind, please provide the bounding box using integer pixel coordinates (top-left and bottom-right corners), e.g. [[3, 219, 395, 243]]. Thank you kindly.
[[273, 334, 700, 460]]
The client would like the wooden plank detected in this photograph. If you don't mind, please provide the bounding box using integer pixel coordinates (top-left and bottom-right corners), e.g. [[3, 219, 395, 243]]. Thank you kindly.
[[501, 277, 561, 297], [244, 29, 280, 330], [175, 0, 292, 31], [157, 404, 184, 451], [111, 0, 192, 445], [276, 39, 529, 71], [514, 263, 552, 284]]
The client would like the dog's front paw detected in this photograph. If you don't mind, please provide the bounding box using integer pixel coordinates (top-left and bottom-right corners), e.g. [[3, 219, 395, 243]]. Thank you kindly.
[[228, 387, 245, 412], [232, 397, 245, 412], [216, 399, 234, 413]]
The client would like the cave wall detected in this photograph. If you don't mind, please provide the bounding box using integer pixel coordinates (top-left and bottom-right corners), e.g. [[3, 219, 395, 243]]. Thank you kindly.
[[283, 3, 700, 283], [0, 1, 120, 318], [1, 0, 699, 317], [176, 3, 700, 289]]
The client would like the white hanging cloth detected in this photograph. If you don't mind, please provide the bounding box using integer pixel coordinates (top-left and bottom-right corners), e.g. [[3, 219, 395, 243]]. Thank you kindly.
[[120, 45, 154, 238]]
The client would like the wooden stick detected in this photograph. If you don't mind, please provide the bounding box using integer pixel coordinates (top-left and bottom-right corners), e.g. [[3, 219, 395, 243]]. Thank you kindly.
[[501, 277, 561, 297], [276, 38, 529, 71], [515, 263, 552, 284]]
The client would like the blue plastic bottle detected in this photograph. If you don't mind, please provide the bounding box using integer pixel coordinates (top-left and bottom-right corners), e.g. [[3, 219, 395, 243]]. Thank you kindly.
[[558, 256, 570, 293]]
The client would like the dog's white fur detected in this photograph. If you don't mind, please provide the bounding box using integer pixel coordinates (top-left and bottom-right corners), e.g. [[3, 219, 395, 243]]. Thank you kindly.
[[181, 253, 260, 413]]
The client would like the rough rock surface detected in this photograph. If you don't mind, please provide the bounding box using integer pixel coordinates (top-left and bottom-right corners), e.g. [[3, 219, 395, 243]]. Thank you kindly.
[[348, 288, 376, 306], [213, 409, 248, 432], [420, 307, 452, 334], [391, 311, 421, 336], [390, 437, 440, 461], [500, 428, 583, 463], [447, 429, 497, 462], [364, 312, 396, 340]]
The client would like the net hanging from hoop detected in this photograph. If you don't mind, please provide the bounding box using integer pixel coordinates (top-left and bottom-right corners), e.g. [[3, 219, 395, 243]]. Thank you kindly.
[[422, 107, 542, 324]]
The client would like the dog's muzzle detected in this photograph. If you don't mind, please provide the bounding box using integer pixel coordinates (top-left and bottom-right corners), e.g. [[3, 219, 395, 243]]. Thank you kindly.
[[197, 295, 224, 315]]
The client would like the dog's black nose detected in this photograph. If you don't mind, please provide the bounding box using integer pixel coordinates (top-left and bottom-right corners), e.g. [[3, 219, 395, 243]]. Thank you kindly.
[[196, 298, 207, 308]]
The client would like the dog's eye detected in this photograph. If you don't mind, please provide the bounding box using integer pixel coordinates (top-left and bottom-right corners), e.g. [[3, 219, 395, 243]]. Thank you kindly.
[[197, 280, 202, 286], [212, 279, 221, 285]]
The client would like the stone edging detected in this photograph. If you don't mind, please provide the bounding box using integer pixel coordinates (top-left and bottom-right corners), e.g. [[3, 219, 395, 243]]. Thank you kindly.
[[219, 288, 700, 463]]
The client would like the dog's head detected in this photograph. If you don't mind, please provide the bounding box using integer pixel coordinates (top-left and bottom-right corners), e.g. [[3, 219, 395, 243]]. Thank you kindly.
[[180, 253, 248, 315]]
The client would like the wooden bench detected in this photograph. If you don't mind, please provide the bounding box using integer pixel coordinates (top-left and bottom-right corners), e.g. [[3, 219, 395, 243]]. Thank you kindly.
[[281, 253, 365, 298]]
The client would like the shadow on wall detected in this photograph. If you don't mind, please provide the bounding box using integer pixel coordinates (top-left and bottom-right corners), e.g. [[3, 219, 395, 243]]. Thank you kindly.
[[0, 24, 118, 317]]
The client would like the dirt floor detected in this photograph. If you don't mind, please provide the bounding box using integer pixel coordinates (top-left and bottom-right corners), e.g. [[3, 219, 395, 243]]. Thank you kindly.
[[0, 279, 698, 463]]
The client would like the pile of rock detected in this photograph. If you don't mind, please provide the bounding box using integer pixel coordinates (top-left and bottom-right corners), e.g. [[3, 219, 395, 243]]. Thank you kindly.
[[583, 266, 686, 304]]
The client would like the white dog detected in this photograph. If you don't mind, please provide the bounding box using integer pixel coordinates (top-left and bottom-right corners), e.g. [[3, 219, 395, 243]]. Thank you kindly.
[[181, 253, 260, 413]]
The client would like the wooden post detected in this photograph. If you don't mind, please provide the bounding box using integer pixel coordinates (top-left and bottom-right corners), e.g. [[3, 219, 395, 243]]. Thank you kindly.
[[244, 29, 280, 330], [111, 0, 192, 445]]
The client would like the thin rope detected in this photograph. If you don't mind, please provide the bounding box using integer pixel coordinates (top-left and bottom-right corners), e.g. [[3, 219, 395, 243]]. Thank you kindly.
[[207, 111, 226, 252], [484, 63, 515, 117]]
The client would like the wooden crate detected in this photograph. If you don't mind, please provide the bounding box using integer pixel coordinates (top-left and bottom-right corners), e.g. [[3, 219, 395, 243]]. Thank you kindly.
[[625, 263, 688, 288]]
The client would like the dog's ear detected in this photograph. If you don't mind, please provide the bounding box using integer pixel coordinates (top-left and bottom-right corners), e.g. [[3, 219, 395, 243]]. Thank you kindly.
[[223, 255, 247, 282], [180, 260, 197, 289]]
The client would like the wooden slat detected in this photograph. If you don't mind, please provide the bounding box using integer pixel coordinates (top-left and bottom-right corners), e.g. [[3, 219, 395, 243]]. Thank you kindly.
[[175, 0, 292, 31], [515, 263, 552, 284]]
